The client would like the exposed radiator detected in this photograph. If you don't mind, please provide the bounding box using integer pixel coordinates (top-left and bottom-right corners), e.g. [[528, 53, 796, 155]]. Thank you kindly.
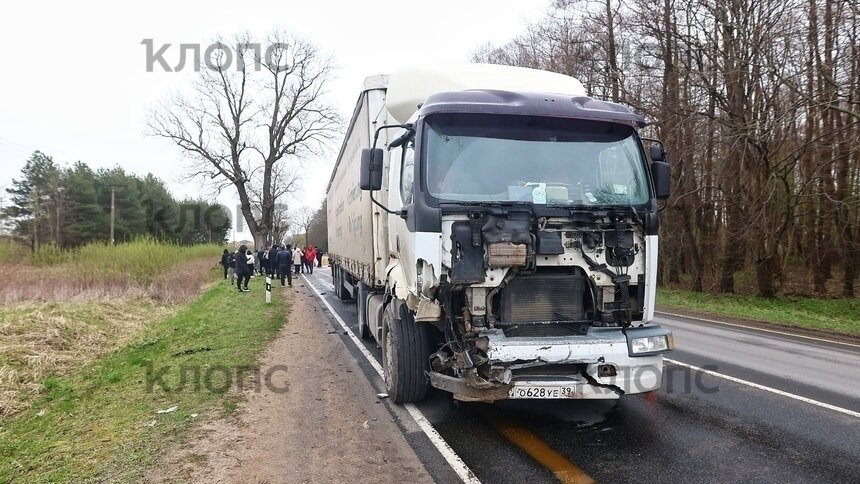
[[499, 273, 586, 324]]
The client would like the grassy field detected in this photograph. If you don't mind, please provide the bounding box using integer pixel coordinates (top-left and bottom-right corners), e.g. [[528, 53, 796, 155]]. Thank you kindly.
[[0, 238, 224, 304], [657, 288, 860, 336], [0, 278, 288, 482], [0, 239, 228, 418], [0, 299, 177, 416]]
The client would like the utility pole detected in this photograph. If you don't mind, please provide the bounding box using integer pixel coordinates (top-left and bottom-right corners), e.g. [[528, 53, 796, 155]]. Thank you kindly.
[[110, 186, 116, 245], [31, 188, 40, 251], [55, 186, 64, 246]]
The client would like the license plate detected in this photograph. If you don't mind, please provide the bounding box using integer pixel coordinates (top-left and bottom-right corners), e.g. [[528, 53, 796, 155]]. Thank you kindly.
[[508, 384, 579, 399]]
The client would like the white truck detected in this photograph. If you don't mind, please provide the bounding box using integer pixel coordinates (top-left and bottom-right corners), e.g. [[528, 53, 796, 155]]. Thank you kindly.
[[326, 64, 673, 403]]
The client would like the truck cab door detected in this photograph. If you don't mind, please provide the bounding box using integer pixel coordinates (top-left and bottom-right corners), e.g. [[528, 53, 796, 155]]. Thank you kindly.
[[387, 140, 417, 293]]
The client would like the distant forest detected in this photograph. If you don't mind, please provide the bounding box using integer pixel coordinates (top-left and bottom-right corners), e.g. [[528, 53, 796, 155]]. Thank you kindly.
[[2, 151, 231, 248], [475, 0, 860, 298]]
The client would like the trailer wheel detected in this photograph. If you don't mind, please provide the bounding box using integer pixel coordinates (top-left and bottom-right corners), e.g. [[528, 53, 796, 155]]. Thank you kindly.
[[335, 266, 352, 301], [382, 303, 430, 403], [357, 282, 372, 339], [332, 266, 342, 299], [359, 318, 372, 339]]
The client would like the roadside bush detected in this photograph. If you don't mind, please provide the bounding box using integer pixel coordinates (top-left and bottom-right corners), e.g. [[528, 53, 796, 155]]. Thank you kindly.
[[28, 244, 70, 266]]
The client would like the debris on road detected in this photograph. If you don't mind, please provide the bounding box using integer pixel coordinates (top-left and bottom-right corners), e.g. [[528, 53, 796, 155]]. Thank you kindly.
[[172, 347, 212, 357], [376, 393, 389, 399], [157, 405, 178, 414]]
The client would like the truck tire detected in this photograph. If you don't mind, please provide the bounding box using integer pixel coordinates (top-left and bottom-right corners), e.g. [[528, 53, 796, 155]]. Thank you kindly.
[[382, 303, 430, 403]]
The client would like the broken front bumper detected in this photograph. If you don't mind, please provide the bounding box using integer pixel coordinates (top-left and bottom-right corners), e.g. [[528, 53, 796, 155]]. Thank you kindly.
[[430, 325, 672, 402]]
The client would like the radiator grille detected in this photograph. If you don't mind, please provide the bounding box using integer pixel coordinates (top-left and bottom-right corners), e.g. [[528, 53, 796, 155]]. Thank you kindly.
[[500, 274, 586, 324], [503, 323, 587, 337]]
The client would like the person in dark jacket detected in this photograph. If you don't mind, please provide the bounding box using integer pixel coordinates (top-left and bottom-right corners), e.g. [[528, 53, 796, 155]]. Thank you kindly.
[[276, 244, 293, 287], [228, 251, 237, 281], [255, 247, 269, 276], [269, 244, 280, 278], [315, 247, 323, 268], [235, 244, 251, 292], [259, 246, 268, 276], [220, 249, 230, 280]]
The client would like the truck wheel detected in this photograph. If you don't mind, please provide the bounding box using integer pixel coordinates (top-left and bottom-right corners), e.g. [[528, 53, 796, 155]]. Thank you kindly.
[[382, 303, 430, 403]]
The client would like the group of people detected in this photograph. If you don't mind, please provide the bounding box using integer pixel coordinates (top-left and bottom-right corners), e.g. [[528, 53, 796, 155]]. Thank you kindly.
[[220, 243, 324, 293]]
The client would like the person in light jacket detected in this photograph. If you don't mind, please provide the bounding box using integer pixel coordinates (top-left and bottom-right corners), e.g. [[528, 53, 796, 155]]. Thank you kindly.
[[246, 250, 256, 277], [293, 246, 303, 275]]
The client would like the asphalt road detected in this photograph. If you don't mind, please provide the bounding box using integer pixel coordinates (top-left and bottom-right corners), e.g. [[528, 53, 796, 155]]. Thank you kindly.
[[300, 270, 860, 483]]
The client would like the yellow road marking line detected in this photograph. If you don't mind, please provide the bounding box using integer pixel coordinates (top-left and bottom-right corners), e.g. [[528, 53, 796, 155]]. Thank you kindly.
[[483, 410, 595, 484]]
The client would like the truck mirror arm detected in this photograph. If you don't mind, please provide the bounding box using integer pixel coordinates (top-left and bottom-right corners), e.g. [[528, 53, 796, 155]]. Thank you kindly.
[[370, 190, 407, 218], [366, 123, 414, 218]]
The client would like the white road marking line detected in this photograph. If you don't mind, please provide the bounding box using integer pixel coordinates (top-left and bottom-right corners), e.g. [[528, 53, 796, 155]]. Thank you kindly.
[[320, 280, 336, 292], [656, 311, 860, 349], [301, 274, 482, 484], [664, 358, 860, 419]]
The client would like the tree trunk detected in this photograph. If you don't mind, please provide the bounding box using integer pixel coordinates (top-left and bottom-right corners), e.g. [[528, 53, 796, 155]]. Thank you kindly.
[[755, 253, 777, 298]]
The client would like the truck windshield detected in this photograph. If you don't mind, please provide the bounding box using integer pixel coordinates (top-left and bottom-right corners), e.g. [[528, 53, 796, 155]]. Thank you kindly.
[[424, 113, 650, 206]]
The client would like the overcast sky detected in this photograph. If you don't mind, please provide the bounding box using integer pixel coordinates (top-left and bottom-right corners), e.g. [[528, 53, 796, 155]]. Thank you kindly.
[[0, 0, 547, 240]]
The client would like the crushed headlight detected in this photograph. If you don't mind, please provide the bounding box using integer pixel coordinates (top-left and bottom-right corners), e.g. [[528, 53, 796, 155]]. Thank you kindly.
[[630, 335, 671, 355]]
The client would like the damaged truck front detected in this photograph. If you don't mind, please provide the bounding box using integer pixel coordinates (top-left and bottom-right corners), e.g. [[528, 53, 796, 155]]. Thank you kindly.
[[327, 64, 674, 403]]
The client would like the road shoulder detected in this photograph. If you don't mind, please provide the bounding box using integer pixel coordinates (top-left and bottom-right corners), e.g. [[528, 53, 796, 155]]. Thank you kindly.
[[656, 306, 860, 345], [148, 284, 433, 483]]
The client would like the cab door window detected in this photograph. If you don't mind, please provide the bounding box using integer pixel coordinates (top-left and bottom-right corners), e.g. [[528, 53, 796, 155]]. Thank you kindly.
[[400, 140, 415, 204]]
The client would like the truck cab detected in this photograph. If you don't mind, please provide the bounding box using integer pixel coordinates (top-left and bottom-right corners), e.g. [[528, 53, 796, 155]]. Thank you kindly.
[[331, 64, 673, 403]]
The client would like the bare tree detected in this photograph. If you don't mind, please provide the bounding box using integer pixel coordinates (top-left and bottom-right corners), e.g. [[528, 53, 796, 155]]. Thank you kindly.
[[271, 202, 293, 245], [249, 159, 301, 245], [306, 200, 328, 252], [149, 31, 340, 247], [474, 0, 860, 297], [292, 205, 314, 246]]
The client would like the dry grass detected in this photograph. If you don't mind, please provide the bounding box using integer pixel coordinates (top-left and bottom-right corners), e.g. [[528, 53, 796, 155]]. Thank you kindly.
[[0, 241, 222, 417], [0, 258, 218, 304], [0, 299, 176, 416]]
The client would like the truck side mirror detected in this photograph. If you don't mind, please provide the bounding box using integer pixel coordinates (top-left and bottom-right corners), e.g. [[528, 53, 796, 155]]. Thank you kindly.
[[359, 148, 384, 191], [649, 143, 664, 162], [651, 161, 671, 199]]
